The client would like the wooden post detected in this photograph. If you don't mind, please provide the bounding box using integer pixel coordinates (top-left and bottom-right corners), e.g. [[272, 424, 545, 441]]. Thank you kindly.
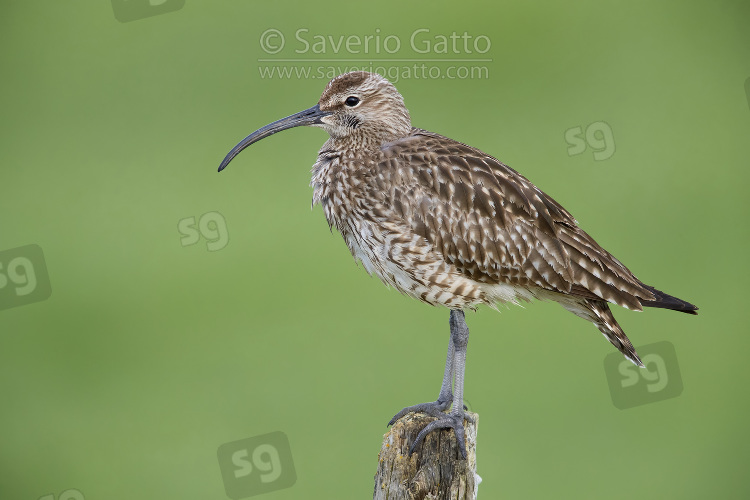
[[373, 412, 480, 499]]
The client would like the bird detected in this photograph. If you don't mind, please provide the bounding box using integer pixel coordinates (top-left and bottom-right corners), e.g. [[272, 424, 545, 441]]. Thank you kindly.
[[218, 71, 698, 459]]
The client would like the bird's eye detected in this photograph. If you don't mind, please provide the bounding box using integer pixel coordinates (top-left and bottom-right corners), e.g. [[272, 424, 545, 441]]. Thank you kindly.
[[345, 96, 360, 107]]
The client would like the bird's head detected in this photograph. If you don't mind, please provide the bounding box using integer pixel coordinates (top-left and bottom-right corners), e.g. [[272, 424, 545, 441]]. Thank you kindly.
[[316, 71, 412, 145], [219, 72, 411, 172]]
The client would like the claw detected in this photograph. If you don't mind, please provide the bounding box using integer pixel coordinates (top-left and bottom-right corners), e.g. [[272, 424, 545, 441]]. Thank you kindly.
[[409, 412, 469, 459]]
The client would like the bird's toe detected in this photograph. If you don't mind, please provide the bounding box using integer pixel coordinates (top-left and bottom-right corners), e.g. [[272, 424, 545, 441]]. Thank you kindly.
[[387, 398, 452, 426], [409, 411, 469, 460]]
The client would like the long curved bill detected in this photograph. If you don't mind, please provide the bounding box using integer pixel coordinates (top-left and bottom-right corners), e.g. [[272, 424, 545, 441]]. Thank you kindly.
[[218, 104, 331, 172]]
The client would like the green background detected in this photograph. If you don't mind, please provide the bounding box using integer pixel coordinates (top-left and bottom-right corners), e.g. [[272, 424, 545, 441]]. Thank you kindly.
[[2, 1, 748, 498]]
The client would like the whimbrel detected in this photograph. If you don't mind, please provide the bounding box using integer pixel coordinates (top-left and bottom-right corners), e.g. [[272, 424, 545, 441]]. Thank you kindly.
[[218, 72, 697, 458]]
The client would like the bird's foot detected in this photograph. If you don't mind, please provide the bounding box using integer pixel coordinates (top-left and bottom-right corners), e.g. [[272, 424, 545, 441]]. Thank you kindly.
[[387, 398, 453, 426], [388, 400, 474, 460], [410, 409, 475, 459]]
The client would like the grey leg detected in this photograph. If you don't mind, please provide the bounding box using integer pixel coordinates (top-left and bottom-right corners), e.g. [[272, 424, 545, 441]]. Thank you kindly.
[[449, 309, 469, 421], [437, 331, 456, 407], [388, 309, 473, 459]]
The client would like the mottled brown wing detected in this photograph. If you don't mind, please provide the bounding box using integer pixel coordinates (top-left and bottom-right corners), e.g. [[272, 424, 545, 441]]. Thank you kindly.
[[363, 128, 654, 310]]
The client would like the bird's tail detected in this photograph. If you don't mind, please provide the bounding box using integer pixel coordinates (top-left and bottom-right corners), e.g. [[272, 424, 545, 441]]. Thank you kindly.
[[639, 284, 698, 315], [587, 299, 643, 366]]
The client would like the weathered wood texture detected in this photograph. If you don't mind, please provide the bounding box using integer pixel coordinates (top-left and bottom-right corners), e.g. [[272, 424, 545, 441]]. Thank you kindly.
[[373, 412, 480, 499]]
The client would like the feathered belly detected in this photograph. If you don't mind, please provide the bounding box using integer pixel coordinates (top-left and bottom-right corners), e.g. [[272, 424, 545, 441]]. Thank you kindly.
[[335, 214, 529, 309]]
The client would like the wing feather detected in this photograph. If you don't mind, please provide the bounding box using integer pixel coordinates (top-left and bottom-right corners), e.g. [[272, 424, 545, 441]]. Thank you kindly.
[[360, 128, 655, 309]]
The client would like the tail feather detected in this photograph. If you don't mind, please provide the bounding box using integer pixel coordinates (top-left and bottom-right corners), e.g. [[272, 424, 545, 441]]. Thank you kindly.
[[587, 299, 643, 366], [558, 297, 643, 366], [639, 284, 698, 315]]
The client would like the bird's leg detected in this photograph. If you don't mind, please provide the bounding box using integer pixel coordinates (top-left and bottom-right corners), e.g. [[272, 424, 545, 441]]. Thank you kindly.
[[411, 310, 473, 458], [388, 327, 456, 425], [389, 310, 474, 459]]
